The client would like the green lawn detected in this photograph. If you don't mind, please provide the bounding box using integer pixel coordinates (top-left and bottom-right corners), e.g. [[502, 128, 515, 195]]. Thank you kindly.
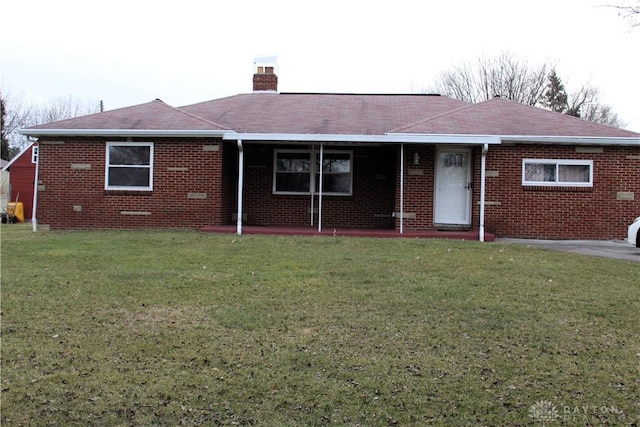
[[1, 224, 639, 426]]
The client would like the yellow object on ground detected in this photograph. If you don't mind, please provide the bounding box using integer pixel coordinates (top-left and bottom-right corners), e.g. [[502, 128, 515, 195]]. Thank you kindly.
[[7, 202, 24, 222]]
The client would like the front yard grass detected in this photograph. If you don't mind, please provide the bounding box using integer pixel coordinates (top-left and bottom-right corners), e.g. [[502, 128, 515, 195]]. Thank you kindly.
[[1, 224, 639, 425]]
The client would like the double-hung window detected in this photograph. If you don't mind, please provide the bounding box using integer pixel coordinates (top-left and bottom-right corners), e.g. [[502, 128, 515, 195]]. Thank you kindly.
[[106, 142, 154, 191], [274, 149, 352, 195], [522, 159, 593, 187]]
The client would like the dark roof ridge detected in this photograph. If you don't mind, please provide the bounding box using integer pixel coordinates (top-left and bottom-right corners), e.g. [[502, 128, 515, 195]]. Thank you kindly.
[[278, 92, 442, 97]]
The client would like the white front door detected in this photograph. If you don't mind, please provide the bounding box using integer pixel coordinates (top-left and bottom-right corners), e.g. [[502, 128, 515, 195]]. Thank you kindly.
[[434, 147, 472, 225]]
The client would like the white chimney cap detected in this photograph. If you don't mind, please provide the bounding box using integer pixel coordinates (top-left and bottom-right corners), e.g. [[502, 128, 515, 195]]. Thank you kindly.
[[254, 54, 278, 65]]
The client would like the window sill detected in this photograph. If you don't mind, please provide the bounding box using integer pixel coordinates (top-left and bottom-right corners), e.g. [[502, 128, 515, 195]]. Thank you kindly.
[[523, 185, 593, 193], [105, 190, 153, 196], [273, 192, 353, 197]]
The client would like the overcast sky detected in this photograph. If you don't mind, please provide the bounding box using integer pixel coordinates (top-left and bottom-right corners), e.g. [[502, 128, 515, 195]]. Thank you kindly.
[[2, 0, 639, 131]]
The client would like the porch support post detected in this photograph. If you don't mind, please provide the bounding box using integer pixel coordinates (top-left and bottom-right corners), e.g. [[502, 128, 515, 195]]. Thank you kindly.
[[236, 139, 244, 236], [400, 143, 404, 234], [310, 145, 315, 227], [318, 144, 324, 233], [479, 143, 488, 242]]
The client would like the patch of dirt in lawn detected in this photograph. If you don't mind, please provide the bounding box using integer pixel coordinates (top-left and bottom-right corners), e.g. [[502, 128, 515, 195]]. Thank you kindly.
[[101, 306, 214, 332]]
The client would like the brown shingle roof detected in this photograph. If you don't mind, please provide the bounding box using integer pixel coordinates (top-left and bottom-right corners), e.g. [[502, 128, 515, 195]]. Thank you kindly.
[[25, 94, 638, 139], [29, 99, 227, 131], [392, 97, 639, 137], [180, 93, 470, 135]]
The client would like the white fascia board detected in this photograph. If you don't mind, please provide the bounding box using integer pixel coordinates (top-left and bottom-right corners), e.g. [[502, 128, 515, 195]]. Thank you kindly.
[[18, 129, 231, 138], [2, 141, 35, 171], [224, 132, 501, 145], [500, 135, 640, 146], [386, 134, 501, 144]]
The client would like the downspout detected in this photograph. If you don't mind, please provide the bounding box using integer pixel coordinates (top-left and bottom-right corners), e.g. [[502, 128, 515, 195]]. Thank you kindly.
[[479, 143, 488, 242], [31, 141, 39, 233], [318, 144, 324, 233], [236, 139, 244, 235], [400, 143, 404, 234]]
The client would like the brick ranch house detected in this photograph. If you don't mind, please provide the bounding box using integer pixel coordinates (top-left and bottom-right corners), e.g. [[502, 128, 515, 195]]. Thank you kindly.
[[21, 66, 640, 241]]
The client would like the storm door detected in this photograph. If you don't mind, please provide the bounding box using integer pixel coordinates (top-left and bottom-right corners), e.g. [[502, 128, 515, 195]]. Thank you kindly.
[[434, 147, 472, 226]]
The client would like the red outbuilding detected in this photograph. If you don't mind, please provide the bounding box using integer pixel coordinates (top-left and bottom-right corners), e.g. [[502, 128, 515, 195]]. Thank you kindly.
[[2, 142, 38, 220]]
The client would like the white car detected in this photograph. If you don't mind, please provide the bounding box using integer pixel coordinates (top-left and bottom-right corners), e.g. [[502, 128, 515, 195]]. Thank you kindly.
[[629, 216, 640, 248]]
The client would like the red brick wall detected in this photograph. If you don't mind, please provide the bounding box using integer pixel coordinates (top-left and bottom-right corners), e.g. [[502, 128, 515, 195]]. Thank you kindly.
[[239, 144, 396, 229], [482, 144, 640, 239], [36, 137, 640, 239], [394, 145, 436, 230], [37, 137, 227, 230]]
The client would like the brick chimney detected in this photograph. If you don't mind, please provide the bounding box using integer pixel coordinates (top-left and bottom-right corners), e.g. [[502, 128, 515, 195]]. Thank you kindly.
[[253, 55, 278, 92]]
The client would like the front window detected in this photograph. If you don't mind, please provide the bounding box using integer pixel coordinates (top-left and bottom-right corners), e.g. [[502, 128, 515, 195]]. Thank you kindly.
[[275, 151, 311, 193], [522, 159, 592, 187], [106, 142, 153, 191], [274, 149, 352, 195]]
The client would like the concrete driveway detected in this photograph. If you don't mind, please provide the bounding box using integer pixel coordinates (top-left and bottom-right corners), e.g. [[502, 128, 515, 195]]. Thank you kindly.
[[497, 238, 640, 262]]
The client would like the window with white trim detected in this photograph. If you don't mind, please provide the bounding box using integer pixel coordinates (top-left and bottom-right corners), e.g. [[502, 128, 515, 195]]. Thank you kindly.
[[106, 142, 154, 190], [31, 146, 39, 164], [274, 149, 352, 195], [522, 159, 593, 187]]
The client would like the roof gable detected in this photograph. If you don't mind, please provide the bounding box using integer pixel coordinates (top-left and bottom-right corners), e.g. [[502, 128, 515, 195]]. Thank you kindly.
[[2, 142, 35, 171], [27, 99, 228, 131], [392, 97, 639, 138]]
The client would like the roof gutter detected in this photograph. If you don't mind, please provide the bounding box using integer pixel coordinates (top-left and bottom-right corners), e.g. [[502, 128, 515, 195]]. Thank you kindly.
[[19, 129, 639, 146], [224, 133, 502, 145], [500, 135, 640, 146], [18, 129, 232, 138]]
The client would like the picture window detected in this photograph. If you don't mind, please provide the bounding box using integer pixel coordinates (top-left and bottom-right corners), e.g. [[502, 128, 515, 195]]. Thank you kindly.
[[522, 159, 592, 187]]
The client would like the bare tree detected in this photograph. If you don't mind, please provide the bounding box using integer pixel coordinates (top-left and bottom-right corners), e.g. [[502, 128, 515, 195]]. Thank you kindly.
[[29, 95, 101, 125], [2, 89, 100, 157], [432, 52, 553, 105], [431, 52, 626, 128], [608, 0, 640, 27], [567, 86, 624, 128], [1, 90, 34, 157]]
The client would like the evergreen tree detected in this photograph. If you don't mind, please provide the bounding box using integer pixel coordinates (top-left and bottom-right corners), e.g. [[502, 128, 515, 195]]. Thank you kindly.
[[543, 69, 569, 114], [1, 94, 10, 160]]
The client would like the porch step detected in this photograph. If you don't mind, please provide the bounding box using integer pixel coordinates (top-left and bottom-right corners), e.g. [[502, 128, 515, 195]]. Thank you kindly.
[[199, 225, 495, 241]]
